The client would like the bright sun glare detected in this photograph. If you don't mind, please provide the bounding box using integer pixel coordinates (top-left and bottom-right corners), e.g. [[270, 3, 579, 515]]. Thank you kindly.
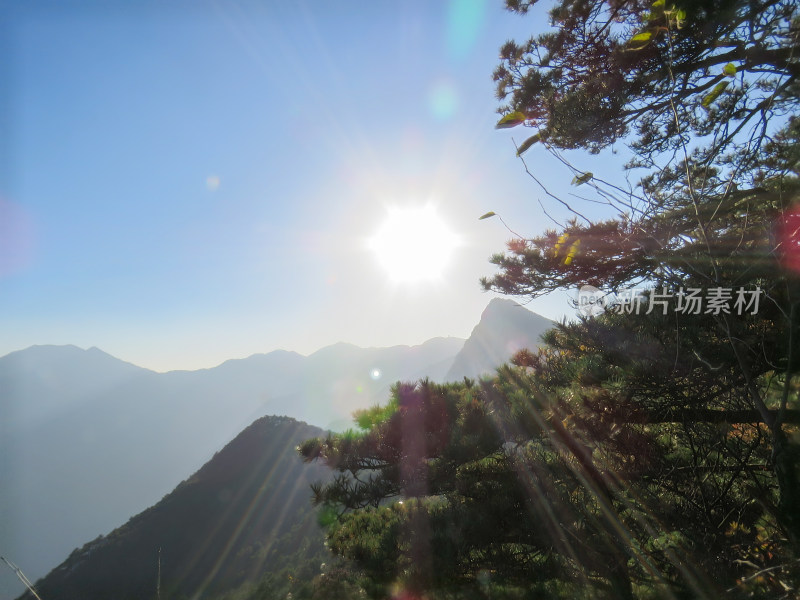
[[368, 205, 460, 284]]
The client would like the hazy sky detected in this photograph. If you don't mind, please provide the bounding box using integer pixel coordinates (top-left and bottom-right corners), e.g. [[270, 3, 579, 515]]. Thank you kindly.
[[1, 1, 624, 372]]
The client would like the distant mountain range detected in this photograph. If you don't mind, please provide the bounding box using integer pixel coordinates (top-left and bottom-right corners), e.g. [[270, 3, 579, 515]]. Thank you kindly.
[[0, 298, 553, 599]]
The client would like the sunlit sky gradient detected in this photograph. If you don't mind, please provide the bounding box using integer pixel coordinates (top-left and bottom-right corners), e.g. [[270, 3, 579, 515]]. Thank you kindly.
[[0, 1, 626, 372]]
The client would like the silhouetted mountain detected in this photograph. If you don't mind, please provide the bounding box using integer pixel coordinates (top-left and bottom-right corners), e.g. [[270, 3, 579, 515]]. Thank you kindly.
[[18, 416, 330, 600], [445, 298, 554, 381]]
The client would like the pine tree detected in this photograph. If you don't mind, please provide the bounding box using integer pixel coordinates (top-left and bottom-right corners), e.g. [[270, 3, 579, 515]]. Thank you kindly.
[[485, 0, 800, 555]]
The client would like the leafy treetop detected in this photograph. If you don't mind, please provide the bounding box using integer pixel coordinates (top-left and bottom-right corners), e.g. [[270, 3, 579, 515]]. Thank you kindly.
[[495, 0, 799, 173]]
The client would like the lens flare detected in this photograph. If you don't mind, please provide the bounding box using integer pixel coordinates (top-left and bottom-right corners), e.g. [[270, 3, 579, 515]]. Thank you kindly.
[[777, 204, 800, 274], [206, 175, 221, 191], [428, 80, 459, 120]]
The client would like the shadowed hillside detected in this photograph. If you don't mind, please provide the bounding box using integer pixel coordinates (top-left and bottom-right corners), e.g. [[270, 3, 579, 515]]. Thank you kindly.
[[20, 416, 330, 600]]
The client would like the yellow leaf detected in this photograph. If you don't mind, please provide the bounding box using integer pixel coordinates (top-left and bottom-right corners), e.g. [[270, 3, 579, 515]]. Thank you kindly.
[[701, 81, 729, 109], [479, 211, 496, 220], [564, 239, 581, 265], [495, 112, 527, 129], [571, 172, 593, 185], [553, 233, 569, 257], [626, 30, 655, 51], [516, 133, 541, 156]]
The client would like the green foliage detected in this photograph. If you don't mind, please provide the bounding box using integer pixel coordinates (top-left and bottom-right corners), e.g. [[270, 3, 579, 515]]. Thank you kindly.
[[303, 373, 702, 597], [354, 396, 399, 431], [483, 1, 800, 596], [301, 337, 799, 597], [494, 0, 798, 159]]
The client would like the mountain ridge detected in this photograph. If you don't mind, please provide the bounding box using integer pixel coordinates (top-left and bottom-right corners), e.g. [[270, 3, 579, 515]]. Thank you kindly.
[[0, 336, 469, 375], [445, 298, 554, 381], [0, 299, 555, 600]]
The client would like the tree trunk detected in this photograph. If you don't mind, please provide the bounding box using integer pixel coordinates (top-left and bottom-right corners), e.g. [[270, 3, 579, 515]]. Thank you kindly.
[[549, 407, 634, 598], [772, 428, 800, 548], [607, 559, 634, 600]]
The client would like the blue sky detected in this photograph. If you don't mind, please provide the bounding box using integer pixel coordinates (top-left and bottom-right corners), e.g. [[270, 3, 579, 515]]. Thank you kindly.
[[1, 1, 625, 371]]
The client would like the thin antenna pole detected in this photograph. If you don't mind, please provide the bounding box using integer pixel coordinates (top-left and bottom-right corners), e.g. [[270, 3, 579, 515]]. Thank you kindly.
[[156, 547, 161, 600], [1, 556, 44, 600]]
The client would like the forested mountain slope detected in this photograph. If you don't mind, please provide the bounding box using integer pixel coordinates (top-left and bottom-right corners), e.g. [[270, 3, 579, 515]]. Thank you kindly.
[[19, 416, 330, 600]]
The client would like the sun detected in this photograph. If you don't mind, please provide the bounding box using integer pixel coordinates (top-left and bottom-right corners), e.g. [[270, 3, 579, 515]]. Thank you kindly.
[[368, 205, 460, 284]]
